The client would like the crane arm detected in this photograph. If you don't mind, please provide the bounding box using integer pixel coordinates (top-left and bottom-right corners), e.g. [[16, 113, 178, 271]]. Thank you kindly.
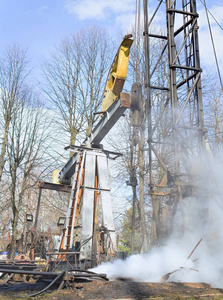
[[100, 34, 133, 112]]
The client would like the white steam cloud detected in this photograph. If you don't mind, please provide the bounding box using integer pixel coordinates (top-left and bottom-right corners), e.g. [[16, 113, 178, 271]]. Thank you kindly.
[[91, 152, 223, 288]]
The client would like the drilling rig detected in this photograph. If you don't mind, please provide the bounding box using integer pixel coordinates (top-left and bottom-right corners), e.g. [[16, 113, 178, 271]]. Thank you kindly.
[[36, 0, 207, 262], [0, 2, 215, 296], [36, 35, 135, 270], [142, 0, 206, 243]]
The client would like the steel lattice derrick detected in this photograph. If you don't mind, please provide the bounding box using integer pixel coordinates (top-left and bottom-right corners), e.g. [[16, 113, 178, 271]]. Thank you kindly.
[[144, 0, 205, 243]]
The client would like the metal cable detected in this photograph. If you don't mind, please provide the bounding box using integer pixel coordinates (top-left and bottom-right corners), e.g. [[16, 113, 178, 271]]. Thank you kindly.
[[203, 0, 223, 92], [137, 0, 141, 83], [199, 0, 223, 31], [134, 0, 138, 82], [134, 0, 141, 82]]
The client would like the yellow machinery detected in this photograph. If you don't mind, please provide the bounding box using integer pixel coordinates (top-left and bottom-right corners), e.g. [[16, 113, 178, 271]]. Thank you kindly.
[[101, 34, 133, 112]]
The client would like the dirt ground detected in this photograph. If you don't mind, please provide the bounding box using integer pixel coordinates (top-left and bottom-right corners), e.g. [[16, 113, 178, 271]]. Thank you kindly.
[[0, 280, 223, 299], [47, 281, 223, 300]]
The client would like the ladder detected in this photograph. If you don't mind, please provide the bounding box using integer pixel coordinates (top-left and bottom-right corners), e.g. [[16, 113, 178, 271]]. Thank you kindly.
[[59, 149, 117, 267]]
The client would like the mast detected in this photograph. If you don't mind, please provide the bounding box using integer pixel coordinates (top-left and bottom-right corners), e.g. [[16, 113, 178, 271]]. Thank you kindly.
[[144, 0, 205, 243]]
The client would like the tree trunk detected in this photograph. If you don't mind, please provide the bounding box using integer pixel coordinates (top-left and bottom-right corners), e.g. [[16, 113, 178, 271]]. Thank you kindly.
[[9, 166, 18, 258], [0, 120, 10, 182], [86, 118, 93, 137], [11, 207, 19, 258]]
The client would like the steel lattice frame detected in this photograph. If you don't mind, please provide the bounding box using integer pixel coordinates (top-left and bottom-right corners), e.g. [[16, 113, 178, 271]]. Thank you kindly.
[[144, 0, 205, 243]]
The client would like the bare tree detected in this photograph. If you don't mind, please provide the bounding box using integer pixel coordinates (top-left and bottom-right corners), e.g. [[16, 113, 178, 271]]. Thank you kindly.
[[6, 92, 52, 257], [203, 78, 223, 153], [0, 45, 30, 182], [42, 26, 114, 147], [74, 26, 114, 136], [42, 38, 82, 146]]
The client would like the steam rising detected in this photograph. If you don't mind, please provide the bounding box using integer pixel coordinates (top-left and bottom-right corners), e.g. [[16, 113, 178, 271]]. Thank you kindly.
[[91, 153, 223, 288]]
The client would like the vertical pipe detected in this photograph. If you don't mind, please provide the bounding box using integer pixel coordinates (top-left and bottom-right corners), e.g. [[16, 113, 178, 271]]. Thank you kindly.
[[130, 143, 136, 254], [194, 0, 205, 148], [166, 0, 179, 178], [144, 0, 155, 241], [34, 187, 42, 232]]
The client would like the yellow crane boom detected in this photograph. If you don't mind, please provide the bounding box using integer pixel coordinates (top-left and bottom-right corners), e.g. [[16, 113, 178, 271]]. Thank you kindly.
[[100, 34, 133, 113]]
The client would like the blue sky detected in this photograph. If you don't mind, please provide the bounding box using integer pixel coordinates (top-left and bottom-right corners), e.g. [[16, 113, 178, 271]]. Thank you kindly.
[[0, 0, 222, 76], [0, 0, 134, 64]]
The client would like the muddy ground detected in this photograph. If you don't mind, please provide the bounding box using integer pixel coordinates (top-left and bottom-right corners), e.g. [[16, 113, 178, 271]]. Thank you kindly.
[[0, 280, 223, 299]]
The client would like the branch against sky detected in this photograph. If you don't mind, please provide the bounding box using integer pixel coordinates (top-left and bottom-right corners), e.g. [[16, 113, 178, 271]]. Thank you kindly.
[[73, 26, 115, 136], [42, 25, 115, 145], [0, 45, 30, 182], [42, 36, 82, 146]]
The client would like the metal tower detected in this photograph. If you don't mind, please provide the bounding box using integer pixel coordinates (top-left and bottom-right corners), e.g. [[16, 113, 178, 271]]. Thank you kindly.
[[144, 0, 205, 243]]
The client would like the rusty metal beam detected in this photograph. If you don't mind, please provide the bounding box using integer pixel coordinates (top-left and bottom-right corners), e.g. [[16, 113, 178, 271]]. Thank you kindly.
[[167, 8, 199, 17], [38, 181, 72, 192]]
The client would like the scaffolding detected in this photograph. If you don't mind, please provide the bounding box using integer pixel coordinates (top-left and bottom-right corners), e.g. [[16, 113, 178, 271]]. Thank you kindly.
[[144, 0, 206, 243]]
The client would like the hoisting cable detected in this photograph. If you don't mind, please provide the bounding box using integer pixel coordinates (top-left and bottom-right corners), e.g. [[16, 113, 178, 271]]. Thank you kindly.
[[148, 0, 162, 28], [134, 0, 138, 83], [203, 0, 223, 92], [134, 0, 141, 82], [137, 0, 141, 82], [130, 0, 141, 254], [199, 0, 223, 31]]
